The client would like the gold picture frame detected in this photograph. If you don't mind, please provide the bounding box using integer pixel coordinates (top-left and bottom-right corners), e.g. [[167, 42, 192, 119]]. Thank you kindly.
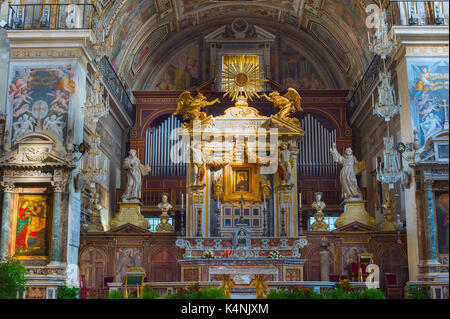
[[223, 164, 261, 203]]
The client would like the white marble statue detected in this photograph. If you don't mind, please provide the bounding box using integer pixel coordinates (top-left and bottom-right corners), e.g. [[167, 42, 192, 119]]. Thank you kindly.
[[12, 114, 36, 140], [330, 143, 363, 201], [43, 114, 65, 140], [278, 142, 292, 185], [157, 194, 173, 214], [190, 141, 206, 185], [121, 149, 151, 202]]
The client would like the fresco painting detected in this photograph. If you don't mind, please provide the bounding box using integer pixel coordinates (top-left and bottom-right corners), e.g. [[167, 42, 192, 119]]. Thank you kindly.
[[131, 25, 169, 74], [152, 44, 200, 90], [325, 0, 372, 70], [281, 43, 327, 89], [310, 22, 350, 71], [407, 58, 449, 148], [109, 0, 155, 70], [8, 65, 75, 143]]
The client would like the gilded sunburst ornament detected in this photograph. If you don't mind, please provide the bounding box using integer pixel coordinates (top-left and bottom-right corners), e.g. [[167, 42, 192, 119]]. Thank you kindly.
[[221, 55, 266, 101]]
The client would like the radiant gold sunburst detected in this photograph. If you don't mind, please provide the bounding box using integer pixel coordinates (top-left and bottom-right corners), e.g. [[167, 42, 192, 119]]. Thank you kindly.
[[221, 55, 266, 101]]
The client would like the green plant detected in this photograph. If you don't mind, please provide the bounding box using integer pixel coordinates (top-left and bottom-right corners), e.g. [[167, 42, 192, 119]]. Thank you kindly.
[[321, 288, 351, 299], [361, 288, 386, 299], [107, 290, 124, 299], [164, 285, 227, 299], [265, 289, 289, 299], [196, 287, 228, 299], [0, 256, 27, 299], [407, 285, 430, 299], [57, 284, 80, 299], [142, 287, 160, 299]]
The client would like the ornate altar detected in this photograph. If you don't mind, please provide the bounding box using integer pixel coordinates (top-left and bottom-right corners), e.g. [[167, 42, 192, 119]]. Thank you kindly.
[[178, 92, 304, 238]]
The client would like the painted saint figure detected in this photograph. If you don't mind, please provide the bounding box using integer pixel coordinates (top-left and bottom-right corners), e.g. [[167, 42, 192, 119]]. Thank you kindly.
[[16, 200, 31, 248], [121, 149, 151, 202], [330, 143, 363, 201], [236, 173, 249, 192]]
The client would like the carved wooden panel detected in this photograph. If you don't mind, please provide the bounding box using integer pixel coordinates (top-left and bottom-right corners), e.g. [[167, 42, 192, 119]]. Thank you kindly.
[[79, 247, 106, 289]]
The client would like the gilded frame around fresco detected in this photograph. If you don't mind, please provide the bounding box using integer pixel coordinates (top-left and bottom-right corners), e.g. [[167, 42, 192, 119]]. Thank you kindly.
[[223, 163, 261, 203], [11, 193, 52, 261]]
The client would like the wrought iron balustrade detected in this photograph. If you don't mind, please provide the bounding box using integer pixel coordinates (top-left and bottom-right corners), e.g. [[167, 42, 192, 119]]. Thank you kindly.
[[8, 3, 98, 30], [98, 56, 134, 120], [386, 1, 449, 28]]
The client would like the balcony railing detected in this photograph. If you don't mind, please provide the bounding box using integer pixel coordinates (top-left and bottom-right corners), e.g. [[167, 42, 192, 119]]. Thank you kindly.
[[8, 3, 98, 30], [116, 187, 185, 208], [387, 1, 449, 28], [98, 56, 134, 120]]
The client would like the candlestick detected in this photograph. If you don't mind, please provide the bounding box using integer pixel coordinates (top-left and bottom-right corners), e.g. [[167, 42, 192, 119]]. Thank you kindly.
[[298, 193, 302, 209]]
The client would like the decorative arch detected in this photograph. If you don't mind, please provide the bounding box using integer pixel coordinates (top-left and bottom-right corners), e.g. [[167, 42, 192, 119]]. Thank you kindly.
[[305, 246, 335, 281], [79, 245, 108, 289], [148, 247, 178, 282]]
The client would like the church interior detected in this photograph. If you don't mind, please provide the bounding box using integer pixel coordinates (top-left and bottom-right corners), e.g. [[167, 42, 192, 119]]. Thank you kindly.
[[0, 0, 448, 300]]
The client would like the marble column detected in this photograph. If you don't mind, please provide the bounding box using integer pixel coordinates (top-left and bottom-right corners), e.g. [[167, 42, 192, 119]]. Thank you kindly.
[[423, 179, 438, 262], [0, 182, 14, 259], [320, 238, 330, 282], [51, 181, 64, 263]]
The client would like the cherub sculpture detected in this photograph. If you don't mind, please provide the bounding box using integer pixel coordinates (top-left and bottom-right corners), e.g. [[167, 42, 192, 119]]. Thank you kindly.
[[262, 88, 302, 125], [174, 91, 220, 127]]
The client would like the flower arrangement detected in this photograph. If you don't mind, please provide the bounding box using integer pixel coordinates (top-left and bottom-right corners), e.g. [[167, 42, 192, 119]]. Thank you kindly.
[[268, 250, 284, 259], [202, 250, 216, 259]]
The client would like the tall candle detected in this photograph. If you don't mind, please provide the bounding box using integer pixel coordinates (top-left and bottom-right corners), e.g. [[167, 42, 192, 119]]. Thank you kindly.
[[299, 193, 302, 209], [263, 194, 266, 209], [181, 193, 184, 209]]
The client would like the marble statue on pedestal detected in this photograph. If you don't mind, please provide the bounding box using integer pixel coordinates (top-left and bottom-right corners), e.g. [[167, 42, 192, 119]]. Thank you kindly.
[[121, 149, 151, 202], [330, 142, 363, 201], [330, 143, 375, 227]]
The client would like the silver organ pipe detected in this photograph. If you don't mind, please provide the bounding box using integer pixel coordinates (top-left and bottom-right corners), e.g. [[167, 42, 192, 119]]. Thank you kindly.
[[298, 114, 337, 176], [146, 115, 184, 177]]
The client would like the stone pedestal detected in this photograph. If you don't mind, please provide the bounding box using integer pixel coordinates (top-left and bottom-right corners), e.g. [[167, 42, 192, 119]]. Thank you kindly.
[[336, 201, 375, 228], [110, 202, 149, 229]]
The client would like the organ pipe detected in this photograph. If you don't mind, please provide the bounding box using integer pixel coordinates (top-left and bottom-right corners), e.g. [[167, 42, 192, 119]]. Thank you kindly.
[[297, 114, 337, 176]]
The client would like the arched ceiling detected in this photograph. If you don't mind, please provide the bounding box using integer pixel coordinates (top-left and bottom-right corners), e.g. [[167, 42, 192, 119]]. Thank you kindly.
[[101, 0, 377, 91]]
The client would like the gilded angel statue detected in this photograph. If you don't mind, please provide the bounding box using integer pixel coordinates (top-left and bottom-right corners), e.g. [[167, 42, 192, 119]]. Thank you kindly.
[[174, 91, 220, 127], [262, 88, 303, 125]]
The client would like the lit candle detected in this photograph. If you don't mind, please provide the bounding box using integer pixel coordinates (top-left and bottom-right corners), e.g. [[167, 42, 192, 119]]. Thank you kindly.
[[181, 193, 184, 209]]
